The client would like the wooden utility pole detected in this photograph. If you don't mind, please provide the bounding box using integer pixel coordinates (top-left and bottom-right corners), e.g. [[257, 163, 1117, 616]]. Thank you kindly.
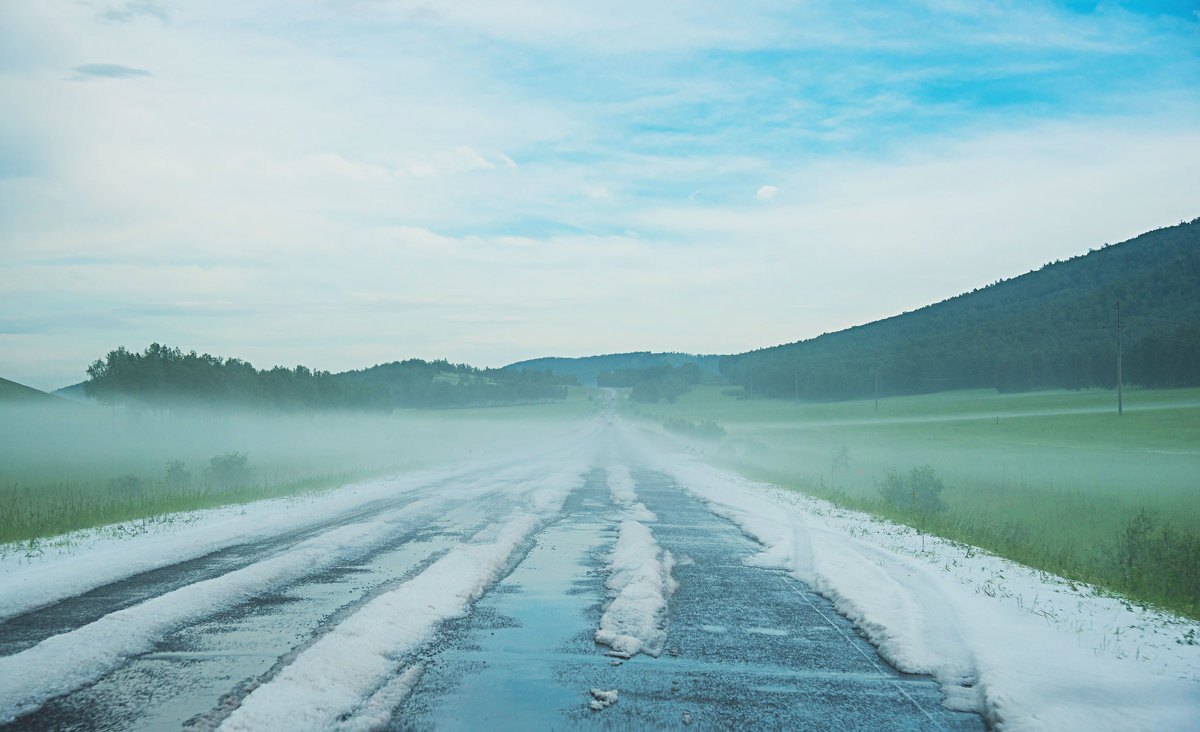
[[874, 365, 880, 414], [1105, 302, 1124, 415], [1116, 302, 1123, 416]]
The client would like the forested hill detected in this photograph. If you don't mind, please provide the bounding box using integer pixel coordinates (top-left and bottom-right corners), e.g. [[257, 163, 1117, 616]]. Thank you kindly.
[[721, 218, 1200, 401], [504, 352, 721, 386]]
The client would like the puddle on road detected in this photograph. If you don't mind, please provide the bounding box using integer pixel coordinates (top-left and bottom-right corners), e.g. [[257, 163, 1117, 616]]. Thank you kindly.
[[402, 514, 612, 726]]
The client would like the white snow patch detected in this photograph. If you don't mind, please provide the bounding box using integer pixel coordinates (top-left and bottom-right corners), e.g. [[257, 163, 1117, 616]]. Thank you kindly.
[[335, 665, 425, 732], [664, 457, 1200, 732], [595, 520, 677, 658], [589, 688, 618, 711], [607, 464, 656, 522]]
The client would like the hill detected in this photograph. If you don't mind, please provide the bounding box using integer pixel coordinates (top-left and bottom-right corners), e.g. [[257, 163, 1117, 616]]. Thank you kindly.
[[0, 377, 59, 403], [721, 218, 1200, 401], [53, 382, 92, 402], [504, 352, 721, 387]]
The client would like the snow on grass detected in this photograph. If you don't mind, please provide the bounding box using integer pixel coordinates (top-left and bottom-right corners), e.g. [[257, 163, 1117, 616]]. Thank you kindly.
[[589, 688, 618, 711], [595, 519, 677, 658], [607, 464, 656, 522], [219, 464, 583, 731], [0, 508, 436, 726], [664, 457, 1200, 731]]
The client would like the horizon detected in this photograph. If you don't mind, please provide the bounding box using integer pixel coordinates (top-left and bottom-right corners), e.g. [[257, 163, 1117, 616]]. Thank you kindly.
[[3, 2, 1199, 391]]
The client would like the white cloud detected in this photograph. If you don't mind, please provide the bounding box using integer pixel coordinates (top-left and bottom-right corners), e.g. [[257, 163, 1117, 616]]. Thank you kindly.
[[1, 0, 1198, 389]]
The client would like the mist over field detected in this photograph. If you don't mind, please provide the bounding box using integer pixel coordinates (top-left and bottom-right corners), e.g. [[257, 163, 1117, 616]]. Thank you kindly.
[[0, 388, 596, 545]]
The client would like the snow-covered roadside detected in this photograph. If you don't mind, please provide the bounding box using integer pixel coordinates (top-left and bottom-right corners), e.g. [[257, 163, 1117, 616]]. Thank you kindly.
[[663, 457, 1200, 732], [595, 519, 677, 658], [606, 464, 656, 522], [219, 468, 583, 732]]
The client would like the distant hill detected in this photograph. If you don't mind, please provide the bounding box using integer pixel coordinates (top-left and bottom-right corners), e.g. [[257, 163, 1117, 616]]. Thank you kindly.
[[333, 358, 576, 408], [505, 352, 721, 387], [722, 218, 1200, 400], [0, 377, 60, 403], [53, 382, 92, 402]]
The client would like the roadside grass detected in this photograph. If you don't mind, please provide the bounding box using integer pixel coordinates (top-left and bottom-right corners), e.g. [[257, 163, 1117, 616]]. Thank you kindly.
[[627, 385, 1200, 618], [0, 387, 600, 546]]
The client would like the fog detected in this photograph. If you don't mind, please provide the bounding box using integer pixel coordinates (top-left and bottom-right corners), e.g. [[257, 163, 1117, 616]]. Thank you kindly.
[[0, 395, 596, 544]]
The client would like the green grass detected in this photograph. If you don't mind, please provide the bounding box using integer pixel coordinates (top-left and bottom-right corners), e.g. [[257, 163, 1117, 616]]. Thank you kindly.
[[0, 388, 601, 545], [628, 385, 1200, 617]]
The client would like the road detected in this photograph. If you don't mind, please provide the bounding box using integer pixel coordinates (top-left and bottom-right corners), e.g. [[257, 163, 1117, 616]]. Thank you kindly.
[[0, 423, 986, 730]]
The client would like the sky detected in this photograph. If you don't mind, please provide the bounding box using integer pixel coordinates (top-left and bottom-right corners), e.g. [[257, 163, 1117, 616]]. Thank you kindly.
[[1, 1, 1198, 390]]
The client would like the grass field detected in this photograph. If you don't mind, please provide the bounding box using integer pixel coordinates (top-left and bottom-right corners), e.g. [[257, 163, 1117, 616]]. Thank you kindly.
[[629, 385, 1200, 617], [0, 388, 600, 547]]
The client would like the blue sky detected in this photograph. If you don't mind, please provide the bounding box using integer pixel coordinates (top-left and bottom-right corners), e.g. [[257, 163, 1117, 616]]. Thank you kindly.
[[1, 1, 1199, 390]]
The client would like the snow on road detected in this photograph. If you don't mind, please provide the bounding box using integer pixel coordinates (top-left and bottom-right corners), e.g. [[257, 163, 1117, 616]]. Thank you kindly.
[[663, 456, 1200, 732], [606, 464, 656, 522], [0, 502, 444, 725], [218, 463, 584, 731], [595, 518, 677, 659]]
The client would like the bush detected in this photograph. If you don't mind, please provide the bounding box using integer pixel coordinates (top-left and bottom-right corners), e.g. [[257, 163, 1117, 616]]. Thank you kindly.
[[206, 452, 250, 490], [880, 466, 946, 546], [1115, 509, 1200, 612], [664, 417, 726, 440], [165, 459, 191, 488]]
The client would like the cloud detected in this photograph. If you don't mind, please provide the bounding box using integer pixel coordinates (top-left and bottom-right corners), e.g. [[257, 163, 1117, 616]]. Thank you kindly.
[[72, 63, 151, 80], [755, 185, 778, 201], [99, 2, 168, 24]]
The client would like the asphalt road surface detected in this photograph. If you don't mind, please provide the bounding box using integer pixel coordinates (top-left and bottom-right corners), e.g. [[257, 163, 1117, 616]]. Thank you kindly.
[[0, 427, 986, 731]]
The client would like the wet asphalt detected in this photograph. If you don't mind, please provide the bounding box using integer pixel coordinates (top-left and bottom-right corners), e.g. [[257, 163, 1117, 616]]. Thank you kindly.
[[1, 439, 987, 730], [395, 466, 986, 731]]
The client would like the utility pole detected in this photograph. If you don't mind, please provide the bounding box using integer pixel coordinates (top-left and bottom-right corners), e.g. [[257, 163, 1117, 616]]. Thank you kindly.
[[874, 365, 880, 414], [1105, 302, 1124, 416], [1116, 302, 1123, 416]]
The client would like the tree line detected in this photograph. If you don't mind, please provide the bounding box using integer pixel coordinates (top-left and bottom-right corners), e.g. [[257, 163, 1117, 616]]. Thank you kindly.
[[83, 344, 575, 411], [597, 363, 701, 403]]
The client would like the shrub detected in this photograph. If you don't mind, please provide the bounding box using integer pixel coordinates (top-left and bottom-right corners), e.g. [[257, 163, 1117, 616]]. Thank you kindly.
[[206, 452, 250, 490]]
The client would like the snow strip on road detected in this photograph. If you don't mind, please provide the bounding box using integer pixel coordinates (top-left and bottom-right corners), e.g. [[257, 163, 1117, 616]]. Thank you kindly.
[[219, 464, 583, 731], [664, 457, 1200, 732], [606, 464, 656, 522], [0, 502, 438, 726], [595, 519, 677, 658], [221, 513, 550, 731]]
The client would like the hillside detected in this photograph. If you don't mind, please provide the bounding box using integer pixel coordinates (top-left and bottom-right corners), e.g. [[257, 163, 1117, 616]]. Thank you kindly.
[[721, 218, 1200, 401], [504, 352, 721, 387], [0, 377, 58, 403]]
